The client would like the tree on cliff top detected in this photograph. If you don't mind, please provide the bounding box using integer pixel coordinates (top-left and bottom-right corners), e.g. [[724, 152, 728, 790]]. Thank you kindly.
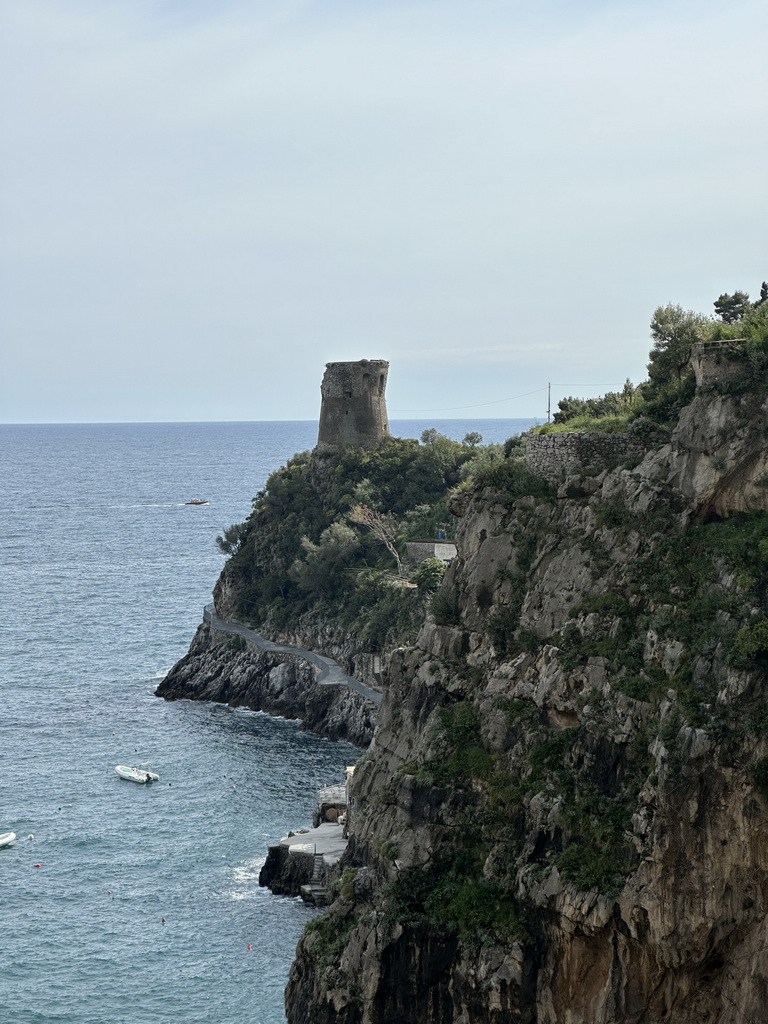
[[714, 290, 751, 323], [638, 304, 708, 424], [646, 304, 709, 386]]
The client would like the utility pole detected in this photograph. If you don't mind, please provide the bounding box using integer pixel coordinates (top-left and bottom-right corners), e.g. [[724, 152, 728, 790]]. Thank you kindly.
[[547, 382, 551, 423]]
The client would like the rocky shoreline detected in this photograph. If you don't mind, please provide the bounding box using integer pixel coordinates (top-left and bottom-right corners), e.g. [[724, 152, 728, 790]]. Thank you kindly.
[[156, 620, 377, 748], [259, 821, 349, 904]]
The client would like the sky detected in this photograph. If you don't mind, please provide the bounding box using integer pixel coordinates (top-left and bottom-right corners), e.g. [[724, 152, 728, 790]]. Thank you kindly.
[[1, 0, 765, 424]]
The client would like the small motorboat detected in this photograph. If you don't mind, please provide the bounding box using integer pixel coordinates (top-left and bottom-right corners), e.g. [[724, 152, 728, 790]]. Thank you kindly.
[[115, 765, 159, 784], [0, 832, 16, 848], [184, 498, 209, 506]]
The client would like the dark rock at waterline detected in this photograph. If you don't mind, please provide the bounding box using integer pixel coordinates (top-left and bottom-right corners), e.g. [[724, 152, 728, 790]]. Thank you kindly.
[[259, 842, 314, 896], [156, 622, 375, 748]]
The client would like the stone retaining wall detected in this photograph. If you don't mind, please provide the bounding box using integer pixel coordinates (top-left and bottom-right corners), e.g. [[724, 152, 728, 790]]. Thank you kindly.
[[525, 431, 649, 481], [405, 540, 458, 565]]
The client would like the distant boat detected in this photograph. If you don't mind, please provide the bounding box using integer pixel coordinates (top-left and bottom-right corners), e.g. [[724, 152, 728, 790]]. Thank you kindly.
[[184, 498, 209, 506], [115, 765, 159, 784], [0, 832, 16, 848]]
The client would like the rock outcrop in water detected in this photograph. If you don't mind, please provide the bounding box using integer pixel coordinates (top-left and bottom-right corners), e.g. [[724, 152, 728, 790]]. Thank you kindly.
[[156, 620, 376, 747], [282, 347, 768, 1024]]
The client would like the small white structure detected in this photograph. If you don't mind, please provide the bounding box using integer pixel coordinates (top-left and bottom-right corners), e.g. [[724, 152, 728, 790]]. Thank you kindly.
[[314, 778, 348, 826], [405, 539, 457, 566]]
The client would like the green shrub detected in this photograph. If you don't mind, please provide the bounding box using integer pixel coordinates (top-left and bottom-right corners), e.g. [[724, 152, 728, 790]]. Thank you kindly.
[[427, 702, 494, 782], [578, 591, 631, 616], [430, 587, 460, 625], [385, 867, 521, 942], [501, 697, 540, 725], [550, 382, 641, 427], [291, 523, 361, 598], [440, 879, 520, 940], [304, 911, 358, 968], [554, 786, 635, 896], [516, 629, 542, 653], [503, 434, 525, 458], [638, 371, 696, 426], [438, 702, 481, 748], [340, 868, 358, 901], [659, 710, 682, 745], [535, 413, 634, 435], [753, 757, 768, 796], [747, 706, 768, 738], [735, 619, 768, 657], [615, 673, 664, 702], [555, 842, 625, 895], [594, 497, 636, 530], [412, 557, 447, 593], [529, 728, 578, 772], [216, 522, 247, 555], [473, 458, 552, 500], [459, 444, 505, 484], [487, 599, 524, 657]]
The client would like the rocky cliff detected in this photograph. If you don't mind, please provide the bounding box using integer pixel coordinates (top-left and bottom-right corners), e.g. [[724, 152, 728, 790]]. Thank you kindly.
[[284, 378, 768, 1023], [156, 430, 474, 747]]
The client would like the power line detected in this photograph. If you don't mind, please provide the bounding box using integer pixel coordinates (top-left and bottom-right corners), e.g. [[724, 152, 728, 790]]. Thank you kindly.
[[391, 387, 548, 414], [391, 383, 632, 415]]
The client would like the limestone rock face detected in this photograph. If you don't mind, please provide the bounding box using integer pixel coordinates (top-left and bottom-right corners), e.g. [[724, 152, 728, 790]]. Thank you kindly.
[[284, 384, 768, 1024], [640, 384, 768, 519]]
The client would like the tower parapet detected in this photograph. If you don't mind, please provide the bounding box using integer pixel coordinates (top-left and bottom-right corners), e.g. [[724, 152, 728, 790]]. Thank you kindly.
[[316, 360, 390, 450]]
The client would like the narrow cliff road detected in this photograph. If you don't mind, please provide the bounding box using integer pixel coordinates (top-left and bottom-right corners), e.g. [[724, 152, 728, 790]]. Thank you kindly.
[[203, 604, 383, 706]]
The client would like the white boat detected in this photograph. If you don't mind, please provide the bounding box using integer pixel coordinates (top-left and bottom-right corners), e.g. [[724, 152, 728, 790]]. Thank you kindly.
[[115, 765, 159, 784], [0, 832, 16, 848]]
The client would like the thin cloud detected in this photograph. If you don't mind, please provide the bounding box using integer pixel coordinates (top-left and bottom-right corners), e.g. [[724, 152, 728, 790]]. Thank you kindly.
[[0, 0, 765, 421]]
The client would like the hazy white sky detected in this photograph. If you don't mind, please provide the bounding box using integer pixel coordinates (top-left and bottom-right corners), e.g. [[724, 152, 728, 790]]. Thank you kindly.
[[1, 0, 765, 423]]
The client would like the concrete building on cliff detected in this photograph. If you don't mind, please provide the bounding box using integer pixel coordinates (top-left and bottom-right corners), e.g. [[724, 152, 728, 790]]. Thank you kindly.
[[316, 359, 390, 449]]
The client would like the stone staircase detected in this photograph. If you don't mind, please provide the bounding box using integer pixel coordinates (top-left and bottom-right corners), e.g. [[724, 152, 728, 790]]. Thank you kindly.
[[300, 853, 328, 906]]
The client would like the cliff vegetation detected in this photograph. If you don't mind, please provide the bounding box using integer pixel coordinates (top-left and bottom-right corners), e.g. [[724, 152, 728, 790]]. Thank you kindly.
[[163, 281, 768, 1022], [213, 431, 502, 654], [536, 284, 768, 436], [280, 281, 768, 1024]]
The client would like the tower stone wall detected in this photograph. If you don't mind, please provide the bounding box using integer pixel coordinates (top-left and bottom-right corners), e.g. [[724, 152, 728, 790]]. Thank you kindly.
[[316, 360, 390, 449], [690, 339, 747, 391]]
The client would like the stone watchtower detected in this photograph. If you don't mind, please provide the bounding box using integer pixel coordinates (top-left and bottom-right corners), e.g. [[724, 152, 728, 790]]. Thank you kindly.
[[316, 360, 390, 449]]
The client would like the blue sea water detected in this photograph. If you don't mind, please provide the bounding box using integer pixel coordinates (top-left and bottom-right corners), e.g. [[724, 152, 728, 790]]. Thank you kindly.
[[0, 418, 532, 1024]]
